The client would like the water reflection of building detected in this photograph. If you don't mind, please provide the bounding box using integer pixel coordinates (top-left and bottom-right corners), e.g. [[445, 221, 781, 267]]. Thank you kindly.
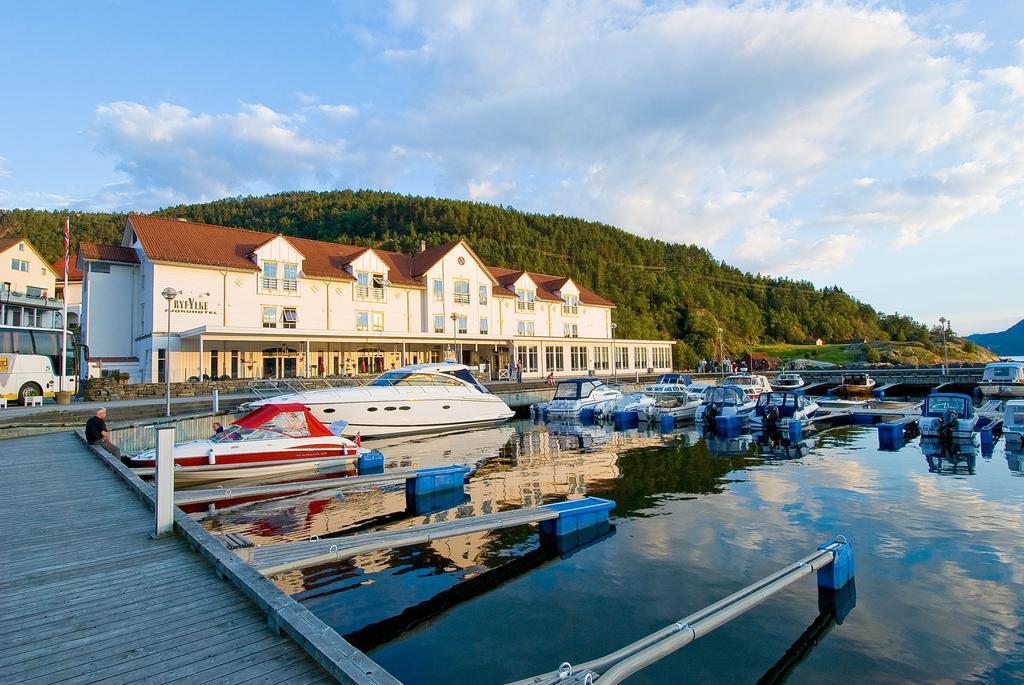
[[705, 433, 756, 457], [203, 423, 671, 594], [1005, 445, 1024, 475]]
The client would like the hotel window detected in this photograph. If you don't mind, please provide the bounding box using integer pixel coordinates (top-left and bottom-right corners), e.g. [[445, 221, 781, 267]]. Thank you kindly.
[[563, 323, 578, 338], [517, 345, 539, 373], [433, 314, 445, 333], [516, 320, 535, 336], [562, 295, 579, 315], [635, 346, 649, 369], [262, 305, 277, 328], [157, 348, 166, 383], [371, 312, 385, 332], [616, 346, 629, 369], [457, 315, 468, 334], [262, 261, 279, 290], [18, 243, 24, 251], [454, 279, 470, 304], [433, 279, 444, 302], [356, 311, 369, 331], [545, 346, 565, 371], [479, 284, 488, 305], [516, 288, 535, 312], [282, 307, 297, 329], [356, 271, 386, 302], [593, 346, 609, 370], [570, 346, 589, 372], [479, 317, 489, 335], [653, 348, 670, 368], [283, 263, 298, 293], [11, 259, 28, 272]]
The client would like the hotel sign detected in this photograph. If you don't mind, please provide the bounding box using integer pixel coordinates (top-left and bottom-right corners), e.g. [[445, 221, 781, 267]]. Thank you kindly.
[[172, 297, 217, 315]]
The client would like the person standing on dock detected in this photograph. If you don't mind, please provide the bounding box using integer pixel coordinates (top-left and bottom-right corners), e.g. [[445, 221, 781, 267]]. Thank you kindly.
[[85, 408, 123, 459]]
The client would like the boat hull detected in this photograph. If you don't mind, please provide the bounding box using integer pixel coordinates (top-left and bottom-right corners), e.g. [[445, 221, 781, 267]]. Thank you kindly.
[[979, 384, 1024, 398]]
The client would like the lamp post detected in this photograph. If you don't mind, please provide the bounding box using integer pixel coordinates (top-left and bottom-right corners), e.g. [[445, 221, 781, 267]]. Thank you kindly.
[[717, 327, 724, 375], [610, 322, 618, 380], [162, 287, 178, 416], [939, 317, 949, 376], [450, 312, 460, 363]]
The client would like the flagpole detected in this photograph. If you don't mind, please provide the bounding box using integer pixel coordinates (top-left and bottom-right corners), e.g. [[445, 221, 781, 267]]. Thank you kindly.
[[60, 215, 69, 393]]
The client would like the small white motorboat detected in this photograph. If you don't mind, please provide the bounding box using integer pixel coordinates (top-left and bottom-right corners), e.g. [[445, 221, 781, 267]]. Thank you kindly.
[[773, 372, 805, 390], [749, 391, 820, 430], [643, 392, 703, 424], [918, 393, 979, 444], [979, 362, 1024, 398], [1004, 399, 1024, 449], [695, 385, 757, 424], [643, 374, 692, 399], [597, 392, 656, 420], [546, 378, 624, 419]]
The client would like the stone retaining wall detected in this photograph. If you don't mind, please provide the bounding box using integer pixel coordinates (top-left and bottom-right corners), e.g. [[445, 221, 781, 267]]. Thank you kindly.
[[84, 377, 256, 401]]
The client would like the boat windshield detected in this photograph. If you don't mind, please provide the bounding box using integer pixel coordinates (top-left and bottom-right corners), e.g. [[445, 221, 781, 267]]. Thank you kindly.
[[983, 364, 1023, 382], [925, 395, 971, 418], [705, 386, 746, 406], [756, 393, 796, 409], [844, 374, 868, 384], [657, 374, 683, 384], [213, 411, 314, 442], [441, 368, 490, 393], [554, 381, 598, 400], [367, 371, 466, 387], [726, 375, 755, 386]]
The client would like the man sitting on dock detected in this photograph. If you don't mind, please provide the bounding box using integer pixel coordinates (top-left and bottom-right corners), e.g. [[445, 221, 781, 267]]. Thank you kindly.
[[85, 408, 123, 459]]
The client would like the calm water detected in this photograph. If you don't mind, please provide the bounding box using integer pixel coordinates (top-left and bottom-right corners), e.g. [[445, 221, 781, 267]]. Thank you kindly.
[[203, 420, 1024, 684]]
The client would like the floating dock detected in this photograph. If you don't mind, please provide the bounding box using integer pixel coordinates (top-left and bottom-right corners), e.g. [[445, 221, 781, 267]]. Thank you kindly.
[[0, 431, 400, 685]]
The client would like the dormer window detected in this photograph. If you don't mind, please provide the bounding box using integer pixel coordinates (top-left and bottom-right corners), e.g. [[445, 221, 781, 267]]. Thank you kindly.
[[355, 271, 386, 302], [516, 288, 535, 312], [262, 261, 278, 290], [562, 294, 579, 315], [283, 264, 298, 292]]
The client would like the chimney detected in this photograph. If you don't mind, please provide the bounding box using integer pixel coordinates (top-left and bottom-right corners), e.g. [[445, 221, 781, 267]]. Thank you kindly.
[[419, 240, 426, 254]]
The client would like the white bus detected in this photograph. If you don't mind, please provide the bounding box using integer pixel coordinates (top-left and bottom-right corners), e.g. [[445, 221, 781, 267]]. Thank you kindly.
[[0, 325, 79, 404]]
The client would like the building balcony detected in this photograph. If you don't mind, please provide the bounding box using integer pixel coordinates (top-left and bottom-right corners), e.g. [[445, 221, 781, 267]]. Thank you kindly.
[[562, 305, 578, 315], [516, 301, 535, 312], [454, 293, 471, 304], [354, 286, 386, 302]]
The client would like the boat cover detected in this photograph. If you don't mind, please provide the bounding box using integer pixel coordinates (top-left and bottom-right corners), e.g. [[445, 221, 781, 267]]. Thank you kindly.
[[232, 403, 333, 437]]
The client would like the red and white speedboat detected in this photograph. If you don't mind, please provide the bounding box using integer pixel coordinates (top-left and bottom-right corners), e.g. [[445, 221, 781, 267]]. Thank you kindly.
[[124, 403, 375, 484]]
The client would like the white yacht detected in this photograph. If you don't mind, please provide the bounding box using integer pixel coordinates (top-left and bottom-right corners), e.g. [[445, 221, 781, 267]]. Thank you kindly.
[[773, 372, 805, 390], [724, 374, 773, 400], [246, 363, 514, 438], [979, 362, 1024, 398], [643, 373, 692, 398], [695, 385, 757, 424], [546, 378, 623, 419]]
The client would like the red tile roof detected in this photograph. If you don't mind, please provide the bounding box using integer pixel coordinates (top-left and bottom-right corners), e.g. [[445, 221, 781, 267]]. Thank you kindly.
[[50, 255, 83, 281], [0, 237, 23, 252], [93, 214, 615, 305], [79, 242, 139, 264]]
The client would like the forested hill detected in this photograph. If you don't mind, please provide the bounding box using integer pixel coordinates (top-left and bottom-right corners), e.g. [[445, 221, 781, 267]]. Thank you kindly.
[[0, 190, 932, 365], [967, 319, 1024, 356]]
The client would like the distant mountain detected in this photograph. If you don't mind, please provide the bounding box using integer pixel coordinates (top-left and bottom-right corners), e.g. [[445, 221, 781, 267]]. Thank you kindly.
[[968, 319, 1024, 356]]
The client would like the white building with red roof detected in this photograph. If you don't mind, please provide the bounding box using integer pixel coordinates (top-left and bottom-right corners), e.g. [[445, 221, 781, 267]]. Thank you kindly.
[[78, 214, 672, 382]]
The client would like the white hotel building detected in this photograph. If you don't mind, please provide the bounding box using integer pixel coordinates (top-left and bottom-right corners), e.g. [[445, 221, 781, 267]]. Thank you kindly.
[[78, 215, 673, 383]]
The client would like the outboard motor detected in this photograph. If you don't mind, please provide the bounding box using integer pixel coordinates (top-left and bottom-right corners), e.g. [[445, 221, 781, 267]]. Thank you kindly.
[[937, 409, 959, 445], [703, 402, 720, 434], [763, 404, 781, 439]]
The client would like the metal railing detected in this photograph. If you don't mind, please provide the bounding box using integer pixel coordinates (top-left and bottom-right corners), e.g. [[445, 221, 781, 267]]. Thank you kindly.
[[454, 293, 470, 304], [354, 285, 386, 302], [517, 301, 536, 312], [248, 377, 359, 400], [109, 412, 245, 455], [562, 305, 578, 315]]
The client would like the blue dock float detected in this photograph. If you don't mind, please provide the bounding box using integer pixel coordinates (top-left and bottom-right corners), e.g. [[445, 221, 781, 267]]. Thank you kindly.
[[357, 449, 385, 474], [877, 421, 905, 450], [538, 497, 616, 539], [787, 420, 803, 444], [580, 406, 596, 423], [660, 414, 675, 432], [715, 414, 745, 437], [872, 382, 899, 400], [817, 536, 854, 590], [612, 410, 639, 431], [407, 465, 471, 497]]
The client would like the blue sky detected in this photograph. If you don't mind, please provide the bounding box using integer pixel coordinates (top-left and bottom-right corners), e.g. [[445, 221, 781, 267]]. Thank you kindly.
[[2, 1, 1023, 334]]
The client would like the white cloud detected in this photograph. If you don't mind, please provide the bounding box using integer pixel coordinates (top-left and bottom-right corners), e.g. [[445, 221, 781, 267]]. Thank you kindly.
[[0, 156, 10, 179], [44, 1, 1024, 277]]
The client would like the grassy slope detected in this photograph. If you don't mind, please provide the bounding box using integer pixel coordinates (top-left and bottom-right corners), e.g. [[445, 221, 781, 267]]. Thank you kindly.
[[752, 341, 999, 366]]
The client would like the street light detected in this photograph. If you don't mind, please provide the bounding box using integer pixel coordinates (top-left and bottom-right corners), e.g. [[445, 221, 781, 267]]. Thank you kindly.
[[939, 317, 949, 376], [717, 327, 724, 374], [450, 312, 460, 363], [162, 287, 178, 416], [610, 322, 618, 380]]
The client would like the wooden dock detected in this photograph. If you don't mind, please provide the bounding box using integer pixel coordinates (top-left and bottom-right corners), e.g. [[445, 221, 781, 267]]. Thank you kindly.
[[0, 431, 399, 685]]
